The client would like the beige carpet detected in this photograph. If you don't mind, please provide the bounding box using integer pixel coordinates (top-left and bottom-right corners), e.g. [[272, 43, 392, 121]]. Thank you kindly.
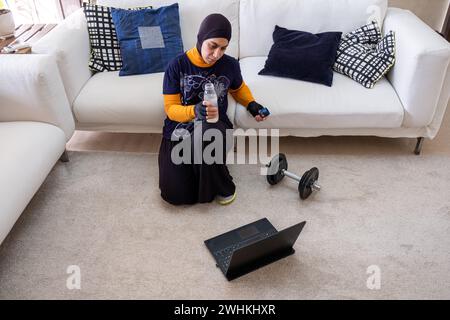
[[0, 146, 449, 299]]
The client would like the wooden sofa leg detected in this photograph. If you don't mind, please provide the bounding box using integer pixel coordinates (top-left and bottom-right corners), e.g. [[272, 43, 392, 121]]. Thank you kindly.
[[414, 137, 424, 155], [59, 149, 69, 162]]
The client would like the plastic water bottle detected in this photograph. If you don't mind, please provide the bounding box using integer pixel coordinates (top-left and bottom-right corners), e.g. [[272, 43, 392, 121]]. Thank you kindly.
[[203, 82, 219, 123]]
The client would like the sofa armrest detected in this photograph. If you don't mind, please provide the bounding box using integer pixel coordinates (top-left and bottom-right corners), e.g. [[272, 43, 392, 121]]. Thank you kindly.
[[32, 8, 92, 106], [383, 8, 450, 129], [0, 54, 75, 141]]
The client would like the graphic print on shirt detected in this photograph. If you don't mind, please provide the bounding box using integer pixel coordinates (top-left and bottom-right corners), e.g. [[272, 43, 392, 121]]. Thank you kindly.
[[172, 72, 231, 139], [180, 71, 231, 105]]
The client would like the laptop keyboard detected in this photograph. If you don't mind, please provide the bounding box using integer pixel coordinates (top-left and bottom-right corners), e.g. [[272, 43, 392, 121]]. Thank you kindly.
[[215, 230, 277, 269]]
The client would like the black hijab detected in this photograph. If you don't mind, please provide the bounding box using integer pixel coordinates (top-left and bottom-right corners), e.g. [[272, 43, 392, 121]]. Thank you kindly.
[[196, 13, 232, 54]]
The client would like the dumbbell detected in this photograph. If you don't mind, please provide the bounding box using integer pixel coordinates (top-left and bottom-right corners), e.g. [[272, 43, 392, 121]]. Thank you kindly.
[[265, 153, 321, 199]]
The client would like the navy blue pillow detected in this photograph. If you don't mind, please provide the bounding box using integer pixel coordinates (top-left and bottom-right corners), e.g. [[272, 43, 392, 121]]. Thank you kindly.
[[111, 4, 183, 76], [259, 26, 342, 86]]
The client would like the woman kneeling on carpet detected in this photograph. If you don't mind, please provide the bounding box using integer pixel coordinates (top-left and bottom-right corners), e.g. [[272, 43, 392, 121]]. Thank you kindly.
[[158, 13, 269, 205]]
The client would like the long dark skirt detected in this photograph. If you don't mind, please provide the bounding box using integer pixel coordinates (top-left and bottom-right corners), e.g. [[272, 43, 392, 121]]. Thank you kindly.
[[158, 120, 235, 205]]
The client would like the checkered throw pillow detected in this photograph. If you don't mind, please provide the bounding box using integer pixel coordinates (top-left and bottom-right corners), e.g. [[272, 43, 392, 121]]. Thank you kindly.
[[83, 3, 152, 72], [333, 21, 396, 89]]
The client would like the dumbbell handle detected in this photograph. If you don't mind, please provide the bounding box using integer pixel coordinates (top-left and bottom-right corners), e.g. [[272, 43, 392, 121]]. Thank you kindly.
[[282, 169, 321, 191], [281, 169, 301, 181]]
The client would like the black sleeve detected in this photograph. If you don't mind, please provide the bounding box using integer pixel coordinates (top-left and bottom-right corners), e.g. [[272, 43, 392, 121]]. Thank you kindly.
[[163, 59, 181, 95], [229, 58, 244, 91]]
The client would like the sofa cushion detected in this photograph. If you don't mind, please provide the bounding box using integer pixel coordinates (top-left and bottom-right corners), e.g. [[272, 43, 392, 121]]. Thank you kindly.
[[73, 71, 236, 129], [111, 4, 184, 76], [97, 0, 240, 59], [334, 21, 396, 89], [83, 3, 153, 73], [235, 57, 404, 129], [258, 25, 342, 86], [239, 0, 388, 58], [0, 121, 66, 244]]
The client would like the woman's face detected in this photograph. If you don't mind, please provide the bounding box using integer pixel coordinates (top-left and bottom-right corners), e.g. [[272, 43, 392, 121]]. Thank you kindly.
[[201, 38, 229, 65]]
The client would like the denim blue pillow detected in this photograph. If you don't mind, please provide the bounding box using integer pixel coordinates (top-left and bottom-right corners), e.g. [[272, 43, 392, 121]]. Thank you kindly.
[[111, 3, 183, 76], [259, 25, 342, 86]]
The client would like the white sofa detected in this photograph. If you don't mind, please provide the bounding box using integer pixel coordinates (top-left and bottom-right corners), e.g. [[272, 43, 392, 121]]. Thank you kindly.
[[0, 55, 74, 245], [31, 0, 450, 153]]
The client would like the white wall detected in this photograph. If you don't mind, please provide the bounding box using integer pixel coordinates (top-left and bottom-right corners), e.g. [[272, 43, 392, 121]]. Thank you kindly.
[[389, 0, 449, 31]]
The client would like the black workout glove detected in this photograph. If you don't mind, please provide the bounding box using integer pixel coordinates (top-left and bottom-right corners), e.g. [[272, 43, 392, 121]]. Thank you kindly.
[[194, 101, 207, 121], [247, 101, 266, 118]]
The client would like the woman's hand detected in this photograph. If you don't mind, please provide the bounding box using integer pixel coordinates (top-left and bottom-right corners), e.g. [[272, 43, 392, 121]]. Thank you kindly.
[[203, 101, 219, 120], [247, 101, 270, 122], [254, 115, 267, 122]]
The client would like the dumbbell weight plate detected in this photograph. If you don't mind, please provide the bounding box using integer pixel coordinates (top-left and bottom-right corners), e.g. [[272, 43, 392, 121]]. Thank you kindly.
[[298, 167, 319, 199], [266, 153, 288, 185]]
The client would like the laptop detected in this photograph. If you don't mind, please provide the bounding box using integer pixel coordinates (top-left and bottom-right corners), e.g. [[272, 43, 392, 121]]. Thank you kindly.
[[204, 218, 306, 281]]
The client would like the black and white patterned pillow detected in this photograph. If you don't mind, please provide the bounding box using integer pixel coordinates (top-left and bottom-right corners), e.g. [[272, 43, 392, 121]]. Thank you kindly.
[[333, 21, 395, 89], [83, 3, 152, 72]]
